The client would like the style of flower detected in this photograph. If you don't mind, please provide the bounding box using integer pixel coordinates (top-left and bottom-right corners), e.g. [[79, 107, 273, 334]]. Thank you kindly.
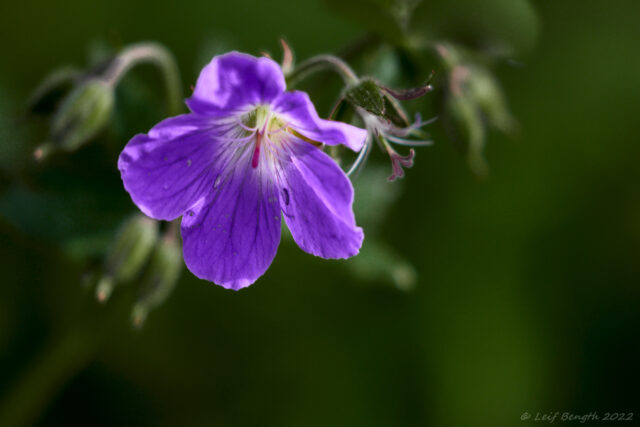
[[118, 52, 367, 290]]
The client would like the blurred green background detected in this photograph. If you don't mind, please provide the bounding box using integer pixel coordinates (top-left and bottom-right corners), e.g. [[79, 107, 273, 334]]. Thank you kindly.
[[1, 0, 639, 426]]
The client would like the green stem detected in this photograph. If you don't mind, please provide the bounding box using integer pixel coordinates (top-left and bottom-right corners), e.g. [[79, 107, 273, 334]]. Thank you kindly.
[[105, 42, 184, 116], [286, 54, 359, 88]]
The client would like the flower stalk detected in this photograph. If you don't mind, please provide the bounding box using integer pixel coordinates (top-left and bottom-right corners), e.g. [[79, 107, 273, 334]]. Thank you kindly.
[[104, 42, 183, 116], [286, 54, 359, 87]]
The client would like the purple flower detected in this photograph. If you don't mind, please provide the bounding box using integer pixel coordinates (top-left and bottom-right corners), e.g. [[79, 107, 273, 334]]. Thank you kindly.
[[118, 52, 367, 290]]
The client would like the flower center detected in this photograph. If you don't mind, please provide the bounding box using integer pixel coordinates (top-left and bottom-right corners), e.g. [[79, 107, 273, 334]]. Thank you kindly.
[[243, 105, 289, 169]]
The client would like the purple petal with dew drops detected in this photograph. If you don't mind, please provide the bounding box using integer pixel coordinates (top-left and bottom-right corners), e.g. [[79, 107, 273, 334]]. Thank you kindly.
[[118, 114, 221, 221], [279, 139, 363, 259], [181, 152, 282, 290], [187, 52, 286, 117], [272, 91, 367, 152]]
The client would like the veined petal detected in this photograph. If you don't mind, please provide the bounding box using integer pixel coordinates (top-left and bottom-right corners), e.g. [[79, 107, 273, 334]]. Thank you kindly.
[[278, 140, 363, 259], [181, 153, 282, 290], [118, 114, 221, 221], [272, 91, 367, 152], [187, 52, 286, 116]]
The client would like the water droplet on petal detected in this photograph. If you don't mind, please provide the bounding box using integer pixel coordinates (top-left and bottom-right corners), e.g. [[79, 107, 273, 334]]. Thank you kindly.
[[214, 176, 221, 188]]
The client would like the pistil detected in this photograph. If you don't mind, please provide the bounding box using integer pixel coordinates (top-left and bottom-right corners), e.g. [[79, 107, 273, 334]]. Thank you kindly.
[[252, 131, 263, 168]]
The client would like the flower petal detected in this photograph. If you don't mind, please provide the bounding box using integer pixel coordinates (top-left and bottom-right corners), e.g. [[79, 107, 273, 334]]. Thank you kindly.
[[118, 114, 221, 221], [181, 154, 282, 290], [272, 91, 367, 152], [279, 140, 363, 258], [186, 52, 286, 116]]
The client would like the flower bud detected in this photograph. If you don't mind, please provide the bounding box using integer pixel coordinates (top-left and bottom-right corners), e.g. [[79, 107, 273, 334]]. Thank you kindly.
[[131, 235, 183, 328], [347, 240, 416, 291], [96, 214, 159, 302], [465, 66, 516, 134], [438, 42, 517, 175], [35, 78, 114, 161], [444, 92, 487, 176]]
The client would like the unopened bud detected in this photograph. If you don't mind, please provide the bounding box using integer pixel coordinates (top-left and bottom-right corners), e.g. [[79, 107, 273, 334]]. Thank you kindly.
[[44, 78, 114, 159], [96, 214, 159, 302], [347, 240, 416, 291], [444, 93, 487, 177], [466, 67, 516, 134], [131, 235, 183, 328], [96, 277, 114, 303]]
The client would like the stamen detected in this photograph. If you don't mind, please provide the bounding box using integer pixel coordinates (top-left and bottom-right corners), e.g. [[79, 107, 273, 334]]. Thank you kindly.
[[267, 123, 289, 135], [237, 119, 258, 132], [262, 133, 292, 165]]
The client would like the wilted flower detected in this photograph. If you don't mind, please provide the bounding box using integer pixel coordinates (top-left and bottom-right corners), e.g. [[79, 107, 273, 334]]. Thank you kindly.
[[342, 77, 435, 181], [119, 52, 367, 290], [354, 110, 434, 181]]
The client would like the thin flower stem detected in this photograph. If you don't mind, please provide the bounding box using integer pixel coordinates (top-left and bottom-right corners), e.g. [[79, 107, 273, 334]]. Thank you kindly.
[[104, 42, 183, 116], [286, 55, 359, 88]]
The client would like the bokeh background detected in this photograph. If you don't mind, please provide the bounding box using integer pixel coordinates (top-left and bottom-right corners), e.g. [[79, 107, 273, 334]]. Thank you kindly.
[[1, 0, 639, 426]]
